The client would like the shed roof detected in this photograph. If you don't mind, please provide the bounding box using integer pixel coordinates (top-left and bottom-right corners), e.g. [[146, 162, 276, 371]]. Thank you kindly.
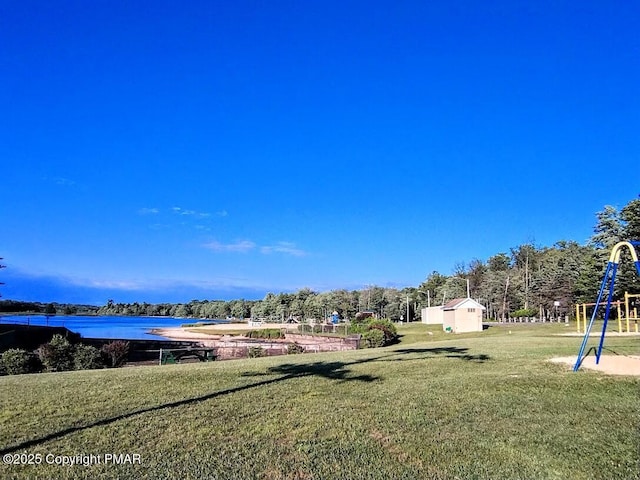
[[443, 298, 486, 311]]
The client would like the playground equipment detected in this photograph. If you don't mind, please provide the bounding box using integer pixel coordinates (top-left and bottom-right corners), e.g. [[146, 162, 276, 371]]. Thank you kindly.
[[575, 291, 640, 334], [573, 241, 640, 371]]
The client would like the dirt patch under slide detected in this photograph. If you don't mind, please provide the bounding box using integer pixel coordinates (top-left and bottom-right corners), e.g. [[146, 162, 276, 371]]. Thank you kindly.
[[549, 355, 640, 376]]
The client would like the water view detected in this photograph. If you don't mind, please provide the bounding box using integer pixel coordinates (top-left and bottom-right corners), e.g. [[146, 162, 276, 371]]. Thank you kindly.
[[0, 315, 229, 340]]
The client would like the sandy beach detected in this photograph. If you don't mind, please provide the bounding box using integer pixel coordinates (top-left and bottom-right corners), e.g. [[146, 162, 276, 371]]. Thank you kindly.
[[150, 323, 297, 341]]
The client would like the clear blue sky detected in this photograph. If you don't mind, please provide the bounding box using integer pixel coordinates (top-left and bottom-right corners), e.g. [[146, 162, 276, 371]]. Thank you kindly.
[[1, 1, 638, 304]]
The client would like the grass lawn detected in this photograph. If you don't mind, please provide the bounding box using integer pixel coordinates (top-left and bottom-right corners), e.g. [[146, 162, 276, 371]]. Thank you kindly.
[[1, 323, 638, 479]]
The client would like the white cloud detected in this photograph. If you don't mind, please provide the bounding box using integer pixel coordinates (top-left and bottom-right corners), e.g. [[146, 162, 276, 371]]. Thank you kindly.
[[172, 206, 212, 218], [202, 239, 307, 256], [83, 279, 148, 290], [216, 210, 228, 217], [260, 242, 307, 257], [203, 240, 256, 253], [138, 207, 159, 215], [54, 177, 76, 187]]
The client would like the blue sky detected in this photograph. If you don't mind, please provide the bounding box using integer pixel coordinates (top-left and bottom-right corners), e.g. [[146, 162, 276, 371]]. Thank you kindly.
[[1, 1, 638, 305]]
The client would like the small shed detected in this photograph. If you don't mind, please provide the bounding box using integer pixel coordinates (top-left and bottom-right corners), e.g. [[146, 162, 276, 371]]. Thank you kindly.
[[421, 306, 444, 325], [442, 298, 486, 333]]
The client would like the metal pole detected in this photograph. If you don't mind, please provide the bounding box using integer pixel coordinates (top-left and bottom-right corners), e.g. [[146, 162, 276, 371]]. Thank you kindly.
[[596, 263, 619, 363], [617, 301, 623, 333], [573, 262, 612, 371], [625, 292, 630, 333], [406, 294, 410, 323]]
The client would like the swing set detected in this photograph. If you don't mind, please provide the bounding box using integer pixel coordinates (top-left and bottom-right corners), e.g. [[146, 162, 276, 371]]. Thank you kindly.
[[574, 291, 640, 334], [573, 241, 640, 372]]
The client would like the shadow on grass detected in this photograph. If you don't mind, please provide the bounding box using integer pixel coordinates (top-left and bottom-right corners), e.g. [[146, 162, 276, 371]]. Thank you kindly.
[[1, 345, 489, 454], [388, 347, 491, 363], [601, 346, 627, 356], [266, 361, 379, 382], [0, 359, 378, 455]]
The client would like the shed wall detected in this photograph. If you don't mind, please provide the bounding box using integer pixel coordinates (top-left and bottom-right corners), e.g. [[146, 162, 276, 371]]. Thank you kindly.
[[421, 306, 444, 324]]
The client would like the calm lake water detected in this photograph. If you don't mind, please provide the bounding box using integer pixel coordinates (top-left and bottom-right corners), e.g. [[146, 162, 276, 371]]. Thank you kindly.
[[0, 315, 229, 340]]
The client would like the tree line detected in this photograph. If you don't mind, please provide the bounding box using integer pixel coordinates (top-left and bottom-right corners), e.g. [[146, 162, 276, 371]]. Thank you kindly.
[[3, 199, 639, 322], [96, 198, 640, 322], [0, 300, 99, 315]]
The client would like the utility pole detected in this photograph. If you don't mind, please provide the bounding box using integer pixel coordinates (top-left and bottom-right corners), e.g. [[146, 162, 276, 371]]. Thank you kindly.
[[502, 275, 510, 322], [0, 258, 5, 298], [406, 294, 410, 323]]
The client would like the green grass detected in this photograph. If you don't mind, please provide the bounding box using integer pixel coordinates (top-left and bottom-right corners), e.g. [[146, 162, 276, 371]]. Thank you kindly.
[[1, 324, 638, 479]]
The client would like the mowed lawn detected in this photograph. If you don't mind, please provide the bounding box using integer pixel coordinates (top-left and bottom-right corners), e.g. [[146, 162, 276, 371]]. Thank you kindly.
[[1, 324, 638, 480]]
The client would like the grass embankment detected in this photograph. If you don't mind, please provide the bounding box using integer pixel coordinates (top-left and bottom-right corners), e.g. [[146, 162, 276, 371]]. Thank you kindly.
[[1, 324, 638, 480]]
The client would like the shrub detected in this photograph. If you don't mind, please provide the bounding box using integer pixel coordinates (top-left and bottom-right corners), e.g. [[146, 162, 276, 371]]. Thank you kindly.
[[247, 329, 283, 339], [354, 312, 375, 323], [269, 329, 283, 339], [286, 343, 305, 354], [367, 319, 398, 343], [247, 346, 266, 358], [73, 344, 105, 370], [512, 308, 538, 318], [101, 340, 129, 368], [38, 334, 74, 372], [0, 348, 33, 375], [362, 329, 385, 348], [347, 324, 368, 335]]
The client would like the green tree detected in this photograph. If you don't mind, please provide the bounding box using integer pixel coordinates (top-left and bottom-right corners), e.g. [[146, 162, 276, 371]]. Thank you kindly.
[[229, 299, 249, 320], [417, 271, 448, 307], [481, 255, 514, 321], [101, 340, 129, 368], [382, 288, 404, 321], [488, 253, 511, 272], [38, 334, 74, 372], [73, 344, 105, 370], [618, 199, 640, 294], [510, 244, 539, 309], [621, 199, 640, 239], [530, 242, 587, 318], [442, 276, 468, 303], [466, 258, 487, 299], [591, 205, 623, 251], [174, 303, 192, 318], [589, 199, 640, 299], [574, 249, 602, 304], [0, 349, 33, 375]]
